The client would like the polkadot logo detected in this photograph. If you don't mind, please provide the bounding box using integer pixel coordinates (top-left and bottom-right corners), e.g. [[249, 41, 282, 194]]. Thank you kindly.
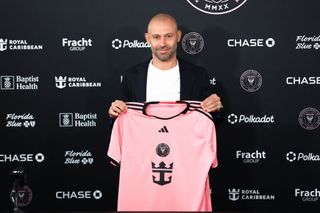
[[112, 39, 122, 49]]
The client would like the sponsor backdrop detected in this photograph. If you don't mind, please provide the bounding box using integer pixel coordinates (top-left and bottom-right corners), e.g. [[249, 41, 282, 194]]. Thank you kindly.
[[0, 0, 319, 212]]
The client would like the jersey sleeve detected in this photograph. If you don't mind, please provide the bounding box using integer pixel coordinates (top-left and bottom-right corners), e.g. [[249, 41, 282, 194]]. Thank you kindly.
[[206, 120, 218, 168], [107, 115, 123, 164]]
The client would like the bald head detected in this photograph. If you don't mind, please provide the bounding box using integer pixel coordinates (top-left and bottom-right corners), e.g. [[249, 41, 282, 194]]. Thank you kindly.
[[147, 13, 178, 32]]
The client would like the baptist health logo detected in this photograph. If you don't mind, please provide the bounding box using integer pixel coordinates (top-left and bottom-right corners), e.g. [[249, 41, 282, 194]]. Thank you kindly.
[[228, 188, 275, 201], [1, 76, 39, 90], [0, 38, 43, 51], [112, 38, 150, 49], [59, 113, 97, 127], [64, 150, 94, 165], [228, 113, 275, 124], [286, 151, 320, 163], [55, 76, 101, 89], [186, 0, 247, 15], [296, 35, 320, 50]]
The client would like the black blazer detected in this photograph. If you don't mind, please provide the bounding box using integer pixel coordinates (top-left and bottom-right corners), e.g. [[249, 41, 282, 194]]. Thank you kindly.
[[120, 58, 214, 102]]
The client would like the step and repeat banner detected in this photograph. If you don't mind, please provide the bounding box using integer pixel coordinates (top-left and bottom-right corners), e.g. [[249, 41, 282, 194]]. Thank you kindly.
[[1, 0, 319, 212]]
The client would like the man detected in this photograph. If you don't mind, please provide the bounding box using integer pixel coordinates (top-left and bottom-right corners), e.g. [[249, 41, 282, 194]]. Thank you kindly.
[[108, 13, 223, 118]]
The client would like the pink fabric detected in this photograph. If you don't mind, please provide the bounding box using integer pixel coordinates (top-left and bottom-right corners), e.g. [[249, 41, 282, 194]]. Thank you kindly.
[[107, 101, 217, 211]]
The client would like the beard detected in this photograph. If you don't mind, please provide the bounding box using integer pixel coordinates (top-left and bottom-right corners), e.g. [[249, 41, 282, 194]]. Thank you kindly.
[[153, 44, 177, 62]]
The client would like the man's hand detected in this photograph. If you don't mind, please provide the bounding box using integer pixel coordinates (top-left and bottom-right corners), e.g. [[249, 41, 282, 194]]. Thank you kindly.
[[108, 100, 127, 118], [201, 94, 223, 113]]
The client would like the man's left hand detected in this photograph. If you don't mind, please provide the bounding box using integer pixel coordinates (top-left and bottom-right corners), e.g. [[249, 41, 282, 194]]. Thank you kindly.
[[201, 94, 223, 113]]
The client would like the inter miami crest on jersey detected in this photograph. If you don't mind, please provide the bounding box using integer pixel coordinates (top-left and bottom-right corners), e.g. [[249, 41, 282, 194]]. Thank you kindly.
[[153, 143, 173, 185]]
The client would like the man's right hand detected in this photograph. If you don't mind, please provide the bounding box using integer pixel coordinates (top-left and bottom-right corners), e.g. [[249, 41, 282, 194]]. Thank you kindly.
[[108, 100, 127, 118]]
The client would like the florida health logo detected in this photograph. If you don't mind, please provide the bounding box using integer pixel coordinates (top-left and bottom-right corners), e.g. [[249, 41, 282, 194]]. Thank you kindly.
[[228, 188, 275, 201], [59, 113, 97, 127], [182, 32, 204, 55], [186, 0, 247, 15], [240, 70, 263, 92], [298, 107, 320, 130], [112, 38, 150, 49]]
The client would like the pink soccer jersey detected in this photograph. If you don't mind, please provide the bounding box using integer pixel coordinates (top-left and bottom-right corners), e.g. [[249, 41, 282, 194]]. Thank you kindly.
[[107, 101, 218, 211]]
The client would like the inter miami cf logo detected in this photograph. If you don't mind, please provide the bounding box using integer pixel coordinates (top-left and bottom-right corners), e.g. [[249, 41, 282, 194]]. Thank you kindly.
[[156, 143, 170, 157], [240, 69, 262, 92], [152, 161, 173, 186], [185, 0, 247, 15]]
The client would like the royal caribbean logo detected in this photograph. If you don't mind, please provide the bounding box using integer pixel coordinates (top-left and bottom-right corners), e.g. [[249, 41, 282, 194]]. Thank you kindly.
[[240, 70, 263, 92], [228, 188, 275, 201], [295, 188, 319, 202], [59, 113, 98, 128], [286, 151, 320, 163], [5, 113, 36, 128], [152, 161, 173, 186], [186, 0, 247, 15], [0, 38, 43, 52], [1, 75, 39, 90], [298, 107, 320, 130], [56, 190, 102, 200], [182, 32, 204, 55], [296, 35, 320, 50], [112, 38, 150, 50], [0, 153, 45, 163], [55, 76, 101, 89], [62, 38, 93, 51], [64, 150, 94, 165]]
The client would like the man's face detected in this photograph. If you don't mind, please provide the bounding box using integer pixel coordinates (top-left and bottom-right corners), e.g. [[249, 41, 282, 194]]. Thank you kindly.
[[145, 19, 181, 62]]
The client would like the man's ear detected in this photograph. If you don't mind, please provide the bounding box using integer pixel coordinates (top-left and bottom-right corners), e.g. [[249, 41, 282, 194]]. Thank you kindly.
[[145, 33, 150, 43], [177, 30, 182, 42]]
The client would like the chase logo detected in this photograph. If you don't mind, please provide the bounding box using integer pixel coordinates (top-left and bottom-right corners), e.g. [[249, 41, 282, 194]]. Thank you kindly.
[[186, 0, 247, 15]]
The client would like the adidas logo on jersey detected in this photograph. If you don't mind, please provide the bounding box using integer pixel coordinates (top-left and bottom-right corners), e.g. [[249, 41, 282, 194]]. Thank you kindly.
[[158, 126, 169, 133]]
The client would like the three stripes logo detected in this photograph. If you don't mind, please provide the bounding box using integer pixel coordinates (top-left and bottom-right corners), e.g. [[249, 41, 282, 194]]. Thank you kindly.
[[158, 126, 169, 133]]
